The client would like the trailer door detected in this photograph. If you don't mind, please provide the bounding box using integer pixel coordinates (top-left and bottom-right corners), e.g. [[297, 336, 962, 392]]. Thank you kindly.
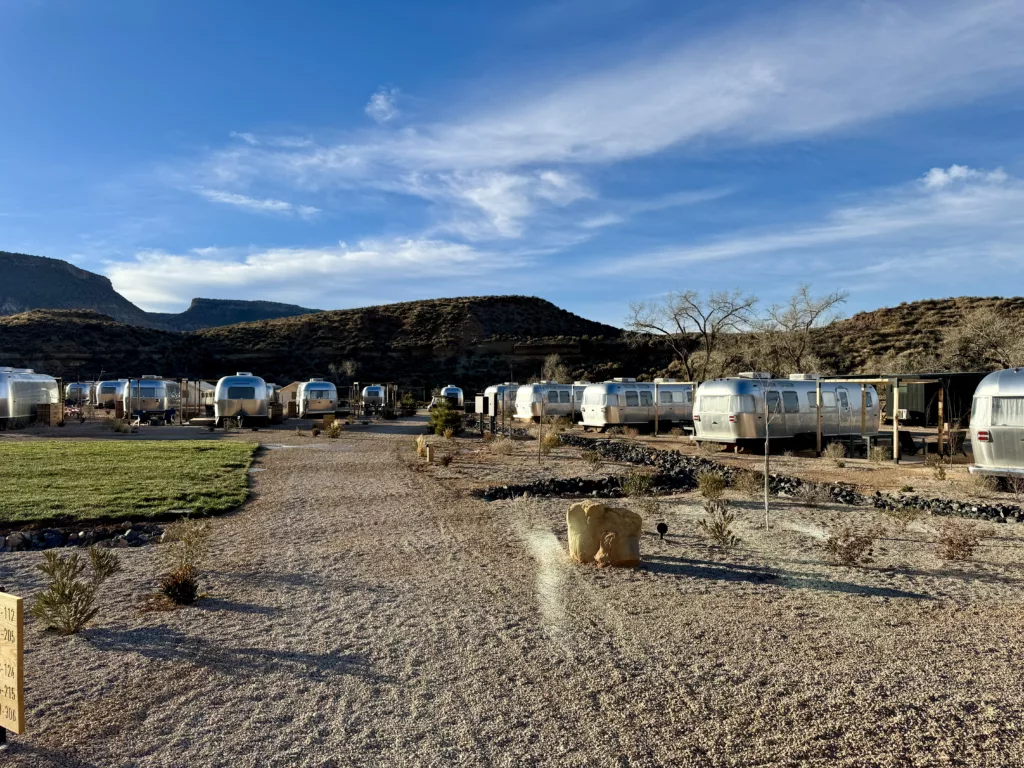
[[990, 397, 1024, 468]]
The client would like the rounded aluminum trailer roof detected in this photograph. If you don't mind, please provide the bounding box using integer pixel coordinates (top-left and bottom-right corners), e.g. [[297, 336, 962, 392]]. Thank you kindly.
[[971, 368, 1024, 398]]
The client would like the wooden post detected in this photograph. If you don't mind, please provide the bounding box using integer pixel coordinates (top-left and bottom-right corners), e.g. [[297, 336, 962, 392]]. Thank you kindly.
[[937, 386, 945, 456], [892, 379, 900, 465], [815, 380, 823, 456], [0, 591, 25, 736]]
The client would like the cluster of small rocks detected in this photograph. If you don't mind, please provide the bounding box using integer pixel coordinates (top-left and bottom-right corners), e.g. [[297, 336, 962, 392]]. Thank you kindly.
[[473, 470, 700, 502], [2, 522, 165, 552], [871, 492, 1024, 524]]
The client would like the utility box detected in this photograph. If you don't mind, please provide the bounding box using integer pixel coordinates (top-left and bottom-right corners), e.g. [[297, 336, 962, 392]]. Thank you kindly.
[[287, 400, 298, 419], [475, 394, 498, 416], [269, 402, 284, 424]]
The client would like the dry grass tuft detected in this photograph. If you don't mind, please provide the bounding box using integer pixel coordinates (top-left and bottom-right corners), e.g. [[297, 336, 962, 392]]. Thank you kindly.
[[927, 454, 947, 481], [732, 469, 764, 498], [883, 505, 923, 532], [822, 442, 846, 467], [869, 446, 890, 464], [490, 437, 514, 456], [438, 451, 456, 467], [415, 434, 428, 458], [581, 449, 602, 469], [824, 526, 879, 566], [443, 427, 455, 441], [936, 522, 981, 561], [794, 482, 830, 507], [697, 470, 726, 500], [621, 426, 640, 439], [697, 441, 727, 456], [622, 469, 654, 498]]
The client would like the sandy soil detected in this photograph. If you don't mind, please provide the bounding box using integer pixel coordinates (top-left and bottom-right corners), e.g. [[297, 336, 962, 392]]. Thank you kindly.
[[2, 417, 1023, 766]]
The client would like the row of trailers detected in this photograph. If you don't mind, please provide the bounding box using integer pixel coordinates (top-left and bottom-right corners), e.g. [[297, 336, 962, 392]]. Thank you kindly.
[[480, 370, 1024, 476]]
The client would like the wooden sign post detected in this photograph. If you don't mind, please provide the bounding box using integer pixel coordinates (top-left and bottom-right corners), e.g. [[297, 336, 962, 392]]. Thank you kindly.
[[0, 591, 25, 737]]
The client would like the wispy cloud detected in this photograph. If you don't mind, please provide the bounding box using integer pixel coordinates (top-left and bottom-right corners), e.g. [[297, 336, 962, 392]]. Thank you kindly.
[[193, 1, 1024, 243], [365, 87, 400, 123], [194, 188, 321, 219], [607, 165, 1023, 269], [105, 238, 513, 312]]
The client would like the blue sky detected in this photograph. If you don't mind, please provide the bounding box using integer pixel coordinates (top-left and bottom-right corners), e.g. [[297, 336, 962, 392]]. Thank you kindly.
[[2, 0, 1024, 326]]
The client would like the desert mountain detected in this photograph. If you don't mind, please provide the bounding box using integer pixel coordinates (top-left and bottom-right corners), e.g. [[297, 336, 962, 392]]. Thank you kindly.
[[0, 251, 319, 330]]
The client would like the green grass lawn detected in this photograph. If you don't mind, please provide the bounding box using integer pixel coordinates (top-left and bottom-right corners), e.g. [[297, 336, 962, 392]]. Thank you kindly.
[[0, 440, 257, 525]]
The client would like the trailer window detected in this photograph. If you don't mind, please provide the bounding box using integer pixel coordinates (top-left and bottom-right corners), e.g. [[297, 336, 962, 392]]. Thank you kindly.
[[700, 395, 728, 412], [972, 396, 990, 426], [807, 392, 817, 408], [101, 385, 117, 395], [837, 389, 850, 409], [583, 390, 600, 405], [559, 390, 570, 404], [821, 391, 836, 408], [640, 391, 653, 407], [604, 394, 618, 407], [782, 391, 800, 413], [227, 386, 256, 399], [735, 395, 756, 412], [140, 387, 158, 398], [659, 390, 673, 404], [307, 389, 332, 399], [992, 397, 1024, 427], [625, 391, 639, 407], [865, 391, 874, 408], [765, 391, 783, 414]]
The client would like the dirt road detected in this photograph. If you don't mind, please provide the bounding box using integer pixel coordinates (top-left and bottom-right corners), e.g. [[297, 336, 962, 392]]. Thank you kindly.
[[2, 419, 1023, 766]]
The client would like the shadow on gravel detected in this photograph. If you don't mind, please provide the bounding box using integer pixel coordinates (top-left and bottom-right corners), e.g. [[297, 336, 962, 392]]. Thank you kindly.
[[643, 555, 933, 600], [2, 742, 102, 768], [86, 627, 387, 682]]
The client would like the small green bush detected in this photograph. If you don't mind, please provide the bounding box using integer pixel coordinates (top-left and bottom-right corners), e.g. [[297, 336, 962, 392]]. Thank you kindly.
[[794, 482, 830, 507], [824, 526, 878, 566], [581, 450, 602, 469], [732, 469, 764, 498], [698, 499, 740, 547], [926, 455, 947, 480], [622, 469, 654, 498], [31, 548, 122, 635], [399, 392, 417, 416], [326, 421, 342, 439], [160, 566, 200, 605], [429, 400, 464, 437]]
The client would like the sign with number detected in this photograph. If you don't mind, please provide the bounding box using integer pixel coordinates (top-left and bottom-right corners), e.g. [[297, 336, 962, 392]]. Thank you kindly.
[[0, 592, 24, 734]]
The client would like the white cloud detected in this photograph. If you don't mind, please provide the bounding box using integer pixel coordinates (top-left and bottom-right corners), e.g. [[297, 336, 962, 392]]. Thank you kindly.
[[195, 188, 321, 219], [229, 131, 260, 145], [105, 238, 508, 312], [921, 164, 1008, 189], [607, 165, 1024, 269], [365, 87, 400, 123]]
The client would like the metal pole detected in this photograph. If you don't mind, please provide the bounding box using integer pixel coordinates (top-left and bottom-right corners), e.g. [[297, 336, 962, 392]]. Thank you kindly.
[[815, 380, 823, 456], [860, 383, 866, 438], [654, 381, 659, 435], [892, 379, 901, 465], [938, 386, 945, 456]]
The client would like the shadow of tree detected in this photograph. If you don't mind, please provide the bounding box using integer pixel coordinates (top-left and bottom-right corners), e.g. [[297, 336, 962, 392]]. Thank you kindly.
[[643, 554, 934, 600], [85, 626, 387, 682]]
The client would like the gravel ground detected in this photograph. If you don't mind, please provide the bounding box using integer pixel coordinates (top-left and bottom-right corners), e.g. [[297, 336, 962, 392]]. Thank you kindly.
[[2, 417, 1024, 767]]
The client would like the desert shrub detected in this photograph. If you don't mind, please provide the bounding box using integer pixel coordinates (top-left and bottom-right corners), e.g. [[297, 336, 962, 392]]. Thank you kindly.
[[490, 437, 514, 456], [732, 469, 764, 498], [31, 547, 122, 635], [606, 426, 623, 436], [581, 450, 602, 469], [415, 434, 428, 458], [160, 518, 212, 605], [311, 427, 320, 438], [622, 427, 640, 439], [697, 470, 726, 500], [622, 469, 654, 498], [160, 566, 199, 605], [794, 482, 830, 507], [541, 431, 561, 450], [1005, 475, 1024, 502], [443, 427, 455, 441], [326, 421, 342, 439], [963, 474, 998, 498], [429, 400, 464, 437], [823, 526, 878, 566], [482, 431, 495, 443], [696, 441, 727, 456], [869, 446, 890, 464], [106, 418, 130, 434], [783, 450, 795, 458], [822, 442, 846, 467], [399, 392, 417, 416], [438, 451, 455, 467], [936, 522, 981, 561], [698, 499, 740, 548], [926, 454, 947, 481], [295, 427, 305, 437], [883, 506, 922, 532]]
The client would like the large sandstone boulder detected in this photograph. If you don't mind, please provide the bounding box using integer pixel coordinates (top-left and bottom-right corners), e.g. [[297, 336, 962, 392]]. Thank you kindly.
[[566, 501, 642, 567]]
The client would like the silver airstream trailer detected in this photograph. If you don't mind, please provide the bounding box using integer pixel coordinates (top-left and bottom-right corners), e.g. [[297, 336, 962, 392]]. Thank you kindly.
[[297, 378, 338, 418], [214, 372, 269, 427], [693, 373, 880, 445], [0, 367, 59, 427], [969, 368, 1024, 477], [581, 378, 693, 431], [439, 385, 464, 408], [484, 382, 520, 412], [361, 385, 385, 406], [123, 376, 181, 422], [94, 379, 129, 408], [64, 381, 94, 405], [513, 382, 577, 421]]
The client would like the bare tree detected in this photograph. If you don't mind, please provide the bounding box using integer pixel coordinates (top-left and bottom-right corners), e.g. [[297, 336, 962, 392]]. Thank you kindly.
[[627, 290, 758, 382], [541, 353, 570, 383], [328, 359, 358, 383], [752, 284, 848, 374], [942, 304, 1024, 370]]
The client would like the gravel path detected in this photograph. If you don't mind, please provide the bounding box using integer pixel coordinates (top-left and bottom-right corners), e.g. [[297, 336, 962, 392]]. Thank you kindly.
[[2, 419, 1024, 766]]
